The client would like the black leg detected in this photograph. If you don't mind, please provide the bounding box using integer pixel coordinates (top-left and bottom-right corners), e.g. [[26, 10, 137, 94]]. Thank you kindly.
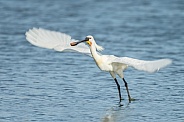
[[123, 78, 131, 103], [114, 78, 122, 103]]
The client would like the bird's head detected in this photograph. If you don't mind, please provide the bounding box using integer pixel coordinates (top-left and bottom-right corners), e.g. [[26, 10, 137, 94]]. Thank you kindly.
[[84, 35, 93, 46], [70, 35, 104, 51]]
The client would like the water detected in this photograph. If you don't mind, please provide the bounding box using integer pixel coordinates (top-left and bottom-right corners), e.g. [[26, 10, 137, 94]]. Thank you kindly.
[[0, 0, 184, 121]]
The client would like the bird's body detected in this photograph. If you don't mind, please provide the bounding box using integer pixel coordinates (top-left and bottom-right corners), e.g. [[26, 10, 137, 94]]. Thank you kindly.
[[26, 28, 172, 104], [87, 41, 127, 78]]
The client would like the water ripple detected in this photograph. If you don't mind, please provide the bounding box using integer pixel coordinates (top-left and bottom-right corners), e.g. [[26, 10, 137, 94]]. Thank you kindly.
[[0, 0, 184, 122]]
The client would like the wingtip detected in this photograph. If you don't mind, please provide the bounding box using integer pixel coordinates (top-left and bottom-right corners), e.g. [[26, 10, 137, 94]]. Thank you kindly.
[[165, 59, 173, 65]]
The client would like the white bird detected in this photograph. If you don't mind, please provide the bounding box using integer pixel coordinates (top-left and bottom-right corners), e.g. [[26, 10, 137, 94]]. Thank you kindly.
[[25, 28, 172, 103]]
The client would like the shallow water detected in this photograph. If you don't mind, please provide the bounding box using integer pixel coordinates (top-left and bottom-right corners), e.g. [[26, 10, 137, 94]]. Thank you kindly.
[[0, 0, 184, 122]]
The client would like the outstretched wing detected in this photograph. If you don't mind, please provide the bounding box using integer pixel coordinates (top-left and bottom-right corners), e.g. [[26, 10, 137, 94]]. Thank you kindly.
[[112, 57, 172, 73], [25, 28, 91, 56]]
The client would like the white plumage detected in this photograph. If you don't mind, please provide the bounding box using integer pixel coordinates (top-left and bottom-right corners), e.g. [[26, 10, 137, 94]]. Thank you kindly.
[[25, 28, 172, 103], [26, 28, 91, 56]]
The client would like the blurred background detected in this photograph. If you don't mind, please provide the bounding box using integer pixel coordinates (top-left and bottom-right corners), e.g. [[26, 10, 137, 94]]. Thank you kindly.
[[0, 0, 183, 122]]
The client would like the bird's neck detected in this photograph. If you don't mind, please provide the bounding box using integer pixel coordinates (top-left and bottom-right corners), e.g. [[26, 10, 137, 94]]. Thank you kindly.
[[89, 43, 106, 71], [90, 45, 101, 61]]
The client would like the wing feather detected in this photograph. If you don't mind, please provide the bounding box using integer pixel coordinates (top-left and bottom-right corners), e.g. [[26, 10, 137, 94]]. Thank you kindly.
[[112, 57, 172, 73], [25, 28, 91, 56]]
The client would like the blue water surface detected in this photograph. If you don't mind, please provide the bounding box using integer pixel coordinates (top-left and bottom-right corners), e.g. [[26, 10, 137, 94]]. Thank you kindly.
[[0, 0, 184, 122]]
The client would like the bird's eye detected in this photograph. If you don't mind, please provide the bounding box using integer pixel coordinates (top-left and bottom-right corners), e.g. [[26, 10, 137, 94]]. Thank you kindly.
[[86, 37, 91, 40]]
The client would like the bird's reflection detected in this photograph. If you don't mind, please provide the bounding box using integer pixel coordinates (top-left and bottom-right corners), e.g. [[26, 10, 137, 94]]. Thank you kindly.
[[102, 103, 130, 122]]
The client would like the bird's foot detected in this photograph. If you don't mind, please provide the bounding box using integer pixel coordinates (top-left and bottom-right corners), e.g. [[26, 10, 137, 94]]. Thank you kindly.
[[121, 98, 125, 101], [118, 102, 123, 107], [128, 97, 136, 103]]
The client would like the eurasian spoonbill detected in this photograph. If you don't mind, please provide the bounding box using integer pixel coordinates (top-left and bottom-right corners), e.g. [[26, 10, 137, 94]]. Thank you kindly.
[[26, 28, 172, 103]]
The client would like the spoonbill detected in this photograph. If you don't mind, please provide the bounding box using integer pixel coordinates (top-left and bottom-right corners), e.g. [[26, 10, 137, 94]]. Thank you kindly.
[[25, 28, 172, 103]]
